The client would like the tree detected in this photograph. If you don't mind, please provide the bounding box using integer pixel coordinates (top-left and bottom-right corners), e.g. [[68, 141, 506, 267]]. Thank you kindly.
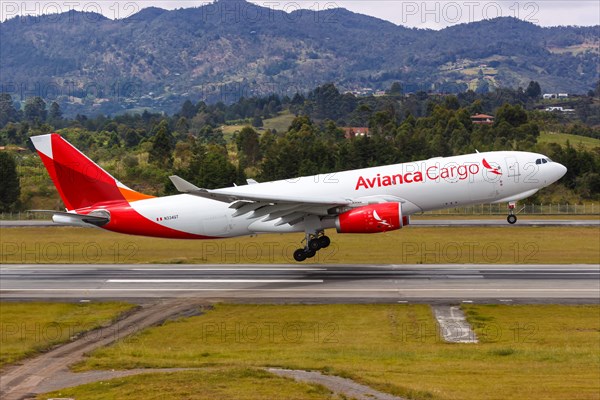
[[198, 145, 239, 188], [124, 128, 141, 147], [0, 152, 21, 211], [149, 120, 174, 168], [49, 102, 63, 120], [387, 82, 403, 96], [180, 100, 197, 119], [24, 97, 47, 124], [251, 114, 263, 128], [236, 126, 261, 168], [175, 117, 190, 134], [0, 93, 19, 128], [525, 81, 541, 98], [494, 103, 528, 127]]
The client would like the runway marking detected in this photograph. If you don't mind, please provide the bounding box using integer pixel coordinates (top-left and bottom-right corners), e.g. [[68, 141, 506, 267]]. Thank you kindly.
[[131, 268, 326, 271], [106, 279, 324, 283], [2, 288, 598, 292]]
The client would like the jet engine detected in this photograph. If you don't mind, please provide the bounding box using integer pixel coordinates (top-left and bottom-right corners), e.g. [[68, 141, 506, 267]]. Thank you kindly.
[[335, 202, 409, 234]]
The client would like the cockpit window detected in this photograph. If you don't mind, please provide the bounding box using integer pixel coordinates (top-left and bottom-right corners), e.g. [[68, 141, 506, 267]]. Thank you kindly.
[[536, 159, 541, 165], [542, 159, 547, 164]]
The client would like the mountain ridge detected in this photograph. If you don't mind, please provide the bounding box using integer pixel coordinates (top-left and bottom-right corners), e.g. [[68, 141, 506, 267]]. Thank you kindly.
[[1, 2, 598, 115]]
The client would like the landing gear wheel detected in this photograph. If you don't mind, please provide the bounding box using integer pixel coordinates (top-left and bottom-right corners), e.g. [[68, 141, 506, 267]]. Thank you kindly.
[[507, 215, 517, 224], [305, 249, 316, 259], [308, 239, 321, 251], [318, 236, 331, 248], [293, 249, 307, 262]]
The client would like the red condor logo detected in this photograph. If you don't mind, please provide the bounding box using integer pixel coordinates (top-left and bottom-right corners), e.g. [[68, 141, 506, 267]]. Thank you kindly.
[[482, 158, 502, 175], [355, 158, 501, 190]]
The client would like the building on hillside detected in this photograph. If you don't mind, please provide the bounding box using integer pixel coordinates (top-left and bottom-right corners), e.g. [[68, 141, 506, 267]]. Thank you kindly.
[[543, 93, 569, 99], [470, 113, 495, 125], [342, 127, 370, 139], [544, 106, 575, 113]]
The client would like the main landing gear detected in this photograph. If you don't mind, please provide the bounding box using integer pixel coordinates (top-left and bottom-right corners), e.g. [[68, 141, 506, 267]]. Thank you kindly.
[[507, 201, 517, 224], [293, 231, 331, 262]]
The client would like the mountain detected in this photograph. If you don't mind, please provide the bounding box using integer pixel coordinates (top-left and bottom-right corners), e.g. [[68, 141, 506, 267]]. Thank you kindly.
[[1, 0, 598, 115]]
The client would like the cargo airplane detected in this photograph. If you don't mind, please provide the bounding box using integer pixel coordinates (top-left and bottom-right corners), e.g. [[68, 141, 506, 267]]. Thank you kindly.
[[31, 133, 567, 262]]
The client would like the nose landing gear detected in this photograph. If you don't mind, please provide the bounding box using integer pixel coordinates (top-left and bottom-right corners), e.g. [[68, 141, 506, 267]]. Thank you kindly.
[[293, 231, 331, 262], [507, 202, 517, 224]]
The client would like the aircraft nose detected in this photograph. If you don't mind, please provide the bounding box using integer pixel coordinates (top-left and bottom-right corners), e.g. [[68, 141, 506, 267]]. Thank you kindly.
[[553, 162, 567, 182]]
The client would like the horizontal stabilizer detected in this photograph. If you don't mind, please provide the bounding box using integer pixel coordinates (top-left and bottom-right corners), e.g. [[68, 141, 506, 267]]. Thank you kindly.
[[29, 210, 110, 227]]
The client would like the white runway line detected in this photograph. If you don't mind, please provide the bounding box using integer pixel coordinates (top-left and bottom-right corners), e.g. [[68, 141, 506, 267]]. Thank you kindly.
[[131, 268, 326, 271], [2, 288, 598, 292], [106, 279, 324, 283]]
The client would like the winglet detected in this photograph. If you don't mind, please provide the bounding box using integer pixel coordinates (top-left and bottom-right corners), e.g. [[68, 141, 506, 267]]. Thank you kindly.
[[169, 175, 203, 193]]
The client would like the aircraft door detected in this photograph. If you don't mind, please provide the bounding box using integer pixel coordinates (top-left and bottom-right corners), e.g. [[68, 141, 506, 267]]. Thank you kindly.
[[505, 156, 520, 180], [201, 214, 233, 236]]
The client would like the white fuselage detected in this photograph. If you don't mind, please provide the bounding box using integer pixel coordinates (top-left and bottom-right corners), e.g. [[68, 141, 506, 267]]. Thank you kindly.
[[122, 151, 567, 238]]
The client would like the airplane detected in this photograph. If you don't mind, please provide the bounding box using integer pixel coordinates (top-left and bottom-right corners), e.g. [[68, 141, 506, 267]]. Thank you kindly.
[[30, 133, 567, 262]]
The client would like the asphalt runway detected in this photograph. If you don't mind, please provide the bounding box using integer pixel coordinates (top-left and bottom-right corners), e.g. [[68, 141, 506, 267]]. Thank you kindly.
[[1, 219, 599, 227], [1, 264, 598, 303]]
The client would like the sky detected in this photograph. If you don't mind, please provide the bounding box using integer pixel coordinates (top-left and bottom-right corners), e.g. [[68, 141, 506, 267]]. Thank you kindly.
[[1, 0, 599, 28]]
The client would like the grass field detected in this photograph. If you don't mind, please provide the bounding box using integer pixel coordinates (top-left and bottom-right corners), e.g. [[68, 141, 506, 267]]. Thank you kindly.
[[0, 302, 135, 367], [538, 131, 600, 150], [40, 368, 337, 400], [1, 226, 598, 264], [70, 304, 600, 400], [221, 111, 296, 139], [262, 111, 296, 133]]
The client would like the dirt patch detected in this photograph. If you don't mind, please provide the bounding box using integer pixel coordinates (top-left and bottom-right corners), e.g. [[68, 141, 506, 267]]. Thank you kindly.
[[268, 368, 406, 400]]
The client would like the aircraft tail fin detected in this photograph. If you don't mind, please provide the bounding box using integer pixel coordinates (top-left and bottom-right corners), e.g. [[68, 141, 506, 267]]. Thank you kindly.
[[30, 133, 153, 210]]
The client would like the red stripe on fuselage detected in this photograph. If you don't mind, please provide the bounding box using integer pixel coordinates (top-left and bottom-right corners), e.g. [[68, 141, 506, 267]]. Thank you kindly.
[[100, 203, 216, 239]]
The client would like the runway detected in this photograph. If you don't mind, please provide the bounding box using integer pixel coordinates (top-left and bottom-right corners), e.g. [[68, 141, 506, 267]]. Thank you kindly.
[[1, 264, 598, 303], [1, 219, 599, 227]]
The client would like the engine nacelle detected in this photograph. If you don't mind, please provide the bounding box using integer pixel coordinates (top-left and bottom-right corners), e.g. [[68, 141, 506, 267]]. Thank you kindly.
[[335, 202, 409, 234]]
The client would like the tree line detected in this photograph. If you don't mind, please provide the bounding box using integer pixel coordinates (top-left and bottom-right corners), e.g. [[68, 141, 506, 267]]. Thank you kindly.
[[0, 82, 599, 211]]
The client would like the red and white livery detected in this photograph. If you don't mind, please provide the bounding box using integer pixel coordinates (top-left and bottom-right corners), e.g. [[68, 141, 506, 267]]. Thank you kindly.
[[31, 133, 567, 261]]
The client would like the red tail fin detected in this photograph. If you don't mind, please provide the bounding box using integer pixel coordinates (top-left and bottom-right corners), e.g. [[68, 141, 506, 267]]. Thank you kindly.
[[30, 133, 153, 210]]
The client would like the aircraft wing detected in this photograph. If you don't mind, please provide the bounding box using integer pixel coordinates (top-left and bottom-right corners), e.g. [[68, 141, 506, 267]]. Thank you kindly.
[[169, 175, 352, 205], [169, 175, 407, 226]]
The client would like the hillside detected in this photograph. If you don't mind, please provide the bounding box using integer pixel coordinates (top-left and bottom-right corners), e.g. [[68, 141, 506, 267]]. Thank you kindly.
[[1, 0, 598, 115]]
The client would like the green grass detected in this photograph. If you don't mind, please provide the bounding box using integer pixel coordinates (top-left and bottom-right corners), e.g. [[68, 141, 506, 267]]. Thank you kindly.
[[538, 131, 600, 151], [0, 302, 135, 367], [262, 111, 296, 133], [462, 67, 498, 76], [1, 226, 598, 264], [74, 304, 600, 400], [221, 111, 296, 141], [39, 367, 338, 400]]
